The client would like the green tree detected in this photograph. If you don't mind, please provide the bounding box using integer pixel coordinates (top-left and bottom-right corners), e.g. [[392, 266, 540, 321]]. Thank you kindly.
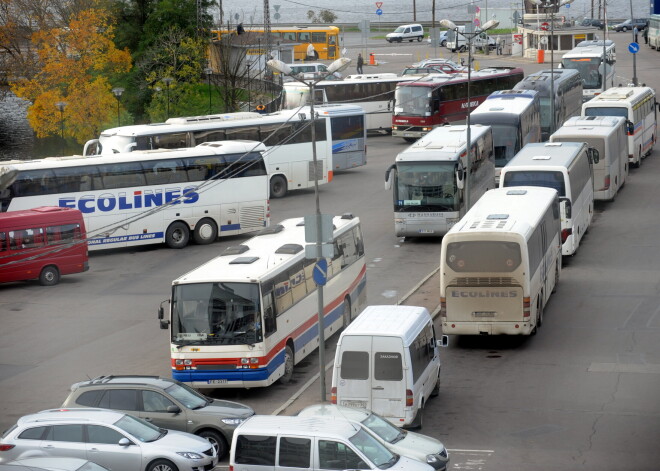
[[307, 9, 337, 24]]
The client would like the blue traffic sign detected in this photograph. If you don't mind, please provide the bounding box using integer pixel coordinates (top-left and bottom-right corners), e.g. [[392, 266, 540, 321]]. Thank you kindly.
[[376, 8, 383, 15], [628, 42, 640, 53], [565, 3, 570, 7], [313, 259, 328, 286]]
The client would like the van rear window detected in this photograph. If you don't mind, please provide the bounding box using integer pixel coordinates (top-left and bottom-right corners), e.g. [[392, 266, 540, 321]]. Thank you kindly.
[[374, 352, 403, 381], [340, 351, 369, 380]]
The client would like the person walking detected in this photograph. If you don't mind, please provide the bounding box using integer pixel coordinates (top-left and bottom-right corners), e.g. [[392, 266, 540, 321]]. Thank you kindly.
[[496, 36, 503, 55], [356, 53, 364, 74], [633, 26, 639, 44], [643, 27, 649, 44]]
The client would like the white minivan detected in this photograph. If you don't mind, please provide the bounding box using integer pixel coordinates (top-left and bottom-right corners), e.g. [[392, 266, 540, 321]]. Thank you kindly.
[[230, 415, 434, 471], [386, 24, 425, 43], [331, 305, 447, 429]]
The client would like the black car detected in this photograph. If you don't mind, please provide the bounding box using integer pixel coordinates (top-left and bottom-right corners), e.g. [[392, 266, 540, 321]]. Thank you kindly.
[[611, 18, 648, 32]]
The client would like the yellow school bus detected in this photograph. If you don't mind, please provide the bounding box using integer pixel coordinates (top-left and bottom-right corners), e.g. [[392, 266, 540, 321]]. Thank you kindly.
[[213, 25, 340, 60]]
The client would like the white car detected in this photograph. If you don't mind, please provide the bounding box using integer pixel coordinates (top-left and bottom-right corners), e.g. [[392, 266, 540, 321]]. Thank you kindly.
[[0, 408, 217, 471], [427, 30, 449, 47], [298, 404, 449, 470], [386, 24, 425, 43]]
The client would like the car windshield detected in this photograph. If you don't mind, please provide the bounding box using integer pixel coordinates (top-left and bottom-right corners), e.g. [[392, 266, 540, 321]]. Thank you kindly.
[[165, 381, 208, 409], [349, 428, 397, 468], [80, 463, 111, 471], [114, 414, 163, 442], [394, 26, 405, 33], [362, 412, 406, 444]]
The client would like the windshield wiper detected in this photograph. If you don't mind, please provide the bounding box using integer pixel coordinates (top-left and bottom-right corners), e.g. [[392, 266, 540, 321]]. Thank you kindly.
[[391, 431, 407, 443]]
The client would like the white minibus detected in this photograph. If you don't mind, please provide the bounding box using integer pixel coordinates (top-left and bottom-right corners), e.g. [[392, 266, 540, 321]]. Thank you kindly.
[[230, 415, 433, 471], [331, 305, 447, 429], [561, 40, 616, 102], [440, 187, 564, 336], [582, 86, 657, 168], [500, 142, 595, 256], [384, 124, 496, 237], [550, 116, 629, 201]]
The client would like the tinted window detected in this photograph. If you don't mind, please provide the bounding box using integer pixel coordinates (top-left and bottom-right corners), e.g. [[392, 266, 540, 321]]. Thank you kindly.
[[87, 425, 125, 444], [318, 440, 368, 470], [279, 436, 311, 468], [98, 389, 139, 411], [47, 223, 82, 245], [446, 241, 522, 273], [374, 352, 403, 381], [235, 435, 277, 466], [142, 390, 176, 412], [17, 426, 47, 440], [502, 170, 566, 196], [44, 424, 84, 442], [340, 351, 369, 380], [75, 390, 103, 407]]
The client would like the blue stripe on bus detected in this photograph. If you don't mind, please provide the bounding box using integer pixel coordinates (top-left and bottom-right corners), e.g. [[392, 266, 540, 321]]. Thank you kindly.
[[220, 223, 241, 232], [88, 232, 164, 245]]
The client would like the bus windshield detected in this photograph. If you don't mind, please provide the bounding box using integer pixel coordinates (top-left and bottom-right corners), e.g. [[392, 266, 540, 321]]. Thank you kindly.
[[394, 162, 458, 211], [539, 97, 553, 131], [562, 58, 602, 89], [283, 87, 308, 108], [98, 134, 135, 154], [446, 240, 522, 272], [172, 282, 262, 345], [491, 124, 520, 167], [502, 170, 566, 196], [394, 86, 431, 116], [584, 107, 628, 118]]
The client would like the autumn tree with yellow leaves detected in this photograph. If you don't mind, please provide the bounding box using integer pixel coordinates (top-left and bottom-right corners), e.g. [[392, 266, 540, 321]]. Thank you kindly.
[[10, 5, 131, 143]]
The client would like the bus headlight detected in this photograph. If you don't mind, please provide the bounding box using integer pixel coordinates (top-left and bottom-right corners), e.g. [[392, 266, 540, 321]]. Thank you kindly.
[[240, 358, 260, 369], [174, 359, 194, 370]]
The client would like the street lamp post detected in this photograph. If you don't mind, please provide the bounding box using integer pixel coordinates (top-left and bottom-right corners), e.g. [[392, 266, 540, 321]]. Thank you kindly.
[[162, 77, 174, 118], [529, 0, 574, 134], [440, 18, 499, 209], [55, 101, 67, 154], [204, 68, 213, 115], [246, 61, 252, 110], [267, 57, 351, 402], [112, 87, 124, 126]]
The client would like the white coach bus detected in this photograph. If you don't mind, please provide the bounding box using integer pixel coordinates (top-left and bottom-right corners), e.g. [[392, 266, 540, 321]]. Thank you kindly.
[[440, 187, 563, 336], [561, 40, 616, 102], [282, 73, 410, 133], [469, 89, 542, 183], [83, 105, 367, 197], [158, 214, 367, 388], [550, 116, 629, 201], [0, 142, 270, 250], [384, 124, 496, 237], [582, 86, 657, 168], [500, 142, 595, 257]]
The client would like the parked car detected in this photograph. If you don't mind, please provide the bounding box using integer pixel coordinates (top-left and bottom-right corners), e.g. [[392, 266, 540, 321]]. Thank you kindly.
[[0, 408, 217, 471], [60, 375, 254, 459], [611, 18, 648, 32], [412, 58, 469, 74], [298, 404, 450, 470], [283, 62, 342, 82], [582, 18, 605, 29], [386, 23, 425, 43], [401, 67, 450, 76], [427, 30, 449, 47], [2, 457, 110, 471]]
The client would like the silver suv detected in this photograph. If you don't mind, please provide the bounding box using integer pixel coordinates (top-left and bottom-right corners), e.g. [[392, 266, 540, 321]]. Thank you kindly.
[[61, 375, 254, 459], [0, 408, 217, 471]]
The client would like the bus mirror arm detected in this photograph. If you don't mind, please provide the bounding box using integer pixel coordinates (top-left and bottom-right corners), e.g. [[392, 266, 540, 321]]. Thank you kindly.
[[588, 147, 600, 164], [455, 167, 465, 190], [559, 197, 572, 219], [158, 299, 170, 329], [626, 120, 635, 136], [437, 335, 449, 348]]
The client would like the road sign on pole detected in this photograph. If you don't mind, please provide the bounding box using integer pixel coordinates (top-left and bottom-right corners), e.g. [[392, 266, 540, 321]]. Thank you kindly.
[[541, 22, 549, 31], [312, 259, 328, 286], [629, 42, 640, 53], [376, 8, 382, 15], [375, 1, 383, 8]]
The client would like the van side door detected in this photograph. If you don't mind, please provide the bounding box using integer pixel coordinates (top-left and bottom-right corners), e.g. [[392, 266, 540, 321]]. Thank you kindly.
[[316, 438, 370, 470], [371, 337, 407, 421], [335, 335, 372, 409]]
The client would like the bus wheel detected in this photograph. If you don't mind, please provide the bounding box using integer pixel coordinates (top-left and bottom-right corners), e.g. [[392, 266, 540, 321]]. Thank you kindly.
[[636, 146, 643, 167], [279, 344, 294, 384], [536, 299, 544, 331], [342, 296, 352, 330], [411, 402, 424, 429], [431, 372, 440, 397], [193, 218, 218, 245], [552, 264, 559, 293], [39, 266, 60, 286], [459, 45, 467, 52], [270, 175, 287, 198], [165, 222, 190, 249]]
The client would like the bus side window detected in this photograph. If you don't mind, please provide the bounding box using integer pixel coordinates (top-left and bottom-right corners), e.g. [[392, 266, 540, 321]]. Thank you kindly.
[[9, 230, 25, 250], [0, 232, 7, 251]]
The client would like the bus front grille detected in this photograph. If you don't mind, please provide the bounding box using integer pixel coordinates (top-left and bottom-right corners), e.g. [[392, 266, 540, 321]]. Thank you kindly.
[[240, 206, 266, 229]]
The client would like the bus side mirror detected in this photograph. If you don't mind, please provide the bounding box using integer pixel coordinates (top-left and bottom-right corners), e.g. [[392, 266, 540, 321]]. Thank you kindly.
[[436, 335, 449, 348], [456, 167, 465, 190], [158, 300, 170, 329], [559, 196, 572, 219], [558, 63, 564, 69], [588, 148, 600, 164], [384, 164, 396, 190], [626, 120, 634, 135]]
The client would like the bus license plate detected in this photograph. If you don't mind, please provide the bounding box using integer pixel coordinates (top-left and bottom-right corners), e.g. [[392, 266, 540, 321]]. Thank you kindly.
[[418, 229, 434, 234], [473, 311, 496, 317], [340, 400, 367, 408], [208, 379, 228, 384]]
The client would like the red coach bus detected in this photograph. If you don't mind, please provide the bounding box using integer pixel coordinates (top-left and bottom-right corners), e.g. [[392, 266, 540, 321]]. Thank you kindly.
[[392, 66, 524, 142], [0, 207, 89, 286]]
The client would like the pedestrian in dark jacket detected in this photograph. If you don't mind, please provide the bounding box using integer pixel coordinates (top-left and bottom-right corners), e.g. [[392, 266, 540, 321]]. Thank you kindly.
[[357, 53, 364, 74]]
